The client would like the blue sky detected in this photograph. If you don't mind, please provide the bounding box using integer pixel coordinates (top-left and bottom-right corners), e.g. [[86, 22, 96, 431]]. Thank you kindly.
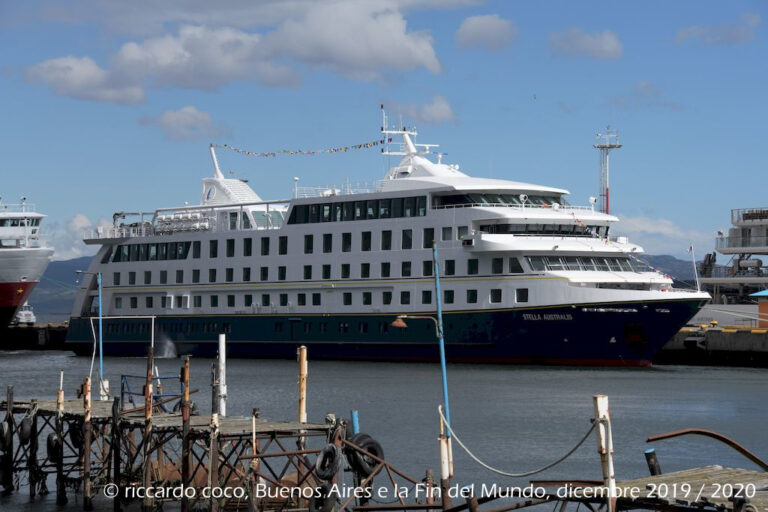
[[1, 0, 765, 259]]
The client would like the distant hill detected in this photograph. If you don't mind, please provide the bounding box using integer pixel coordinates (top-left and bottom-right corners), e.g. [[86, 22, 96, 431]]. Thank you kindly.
[[28, 253, 706, 323], [28, 256, 91, 323]]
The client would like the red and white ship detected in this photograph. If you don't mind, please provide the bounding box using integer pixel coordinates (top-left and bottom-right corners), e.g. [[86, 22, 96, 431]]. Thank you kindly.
[[0, 199, 53, 328]]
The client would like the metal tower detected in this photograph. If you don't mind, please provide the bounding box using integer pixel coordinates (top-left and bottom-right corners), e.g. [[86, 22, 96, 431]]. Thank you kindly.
[[593, 126, 622, 214]]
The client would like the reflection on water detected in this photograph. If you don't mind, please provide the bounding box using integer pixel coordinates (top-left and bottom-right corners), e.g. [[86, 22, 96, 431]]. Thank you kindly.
[[0, 351, 766, 511]]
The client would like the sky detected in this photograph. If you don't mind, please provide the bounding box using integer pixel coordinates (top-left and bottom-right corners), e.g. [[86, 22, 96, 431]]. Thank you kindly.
[[1, 0, 766, 260]]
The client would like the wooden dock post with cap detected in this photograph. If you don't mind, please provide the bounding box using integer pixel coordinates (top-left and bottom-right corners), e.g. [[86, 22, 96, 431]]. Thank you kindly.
[[594, 394, 616, 512], [181, 356, 191, 512], [142, 347, 154, 512], [56, 372, 67, 505], [83, 376, 93, 510]]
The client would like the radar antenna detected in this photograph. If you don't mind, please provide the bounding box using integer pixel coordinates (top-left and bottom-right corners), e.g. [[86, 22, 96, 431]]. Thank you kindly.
[[593, 126, 622, 214]]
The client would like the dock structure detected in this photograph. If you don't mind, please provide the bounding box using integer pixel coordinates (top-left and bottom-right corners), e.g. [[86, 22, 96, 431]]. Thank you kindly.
[[2, 354, 766, 512]]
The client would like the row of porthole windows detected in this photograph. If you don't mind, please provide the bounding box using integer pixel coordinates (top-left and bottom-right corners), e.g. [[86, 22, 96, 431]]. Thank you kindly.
[[113, 288, 529, 311], [110, 257, 527, 286]]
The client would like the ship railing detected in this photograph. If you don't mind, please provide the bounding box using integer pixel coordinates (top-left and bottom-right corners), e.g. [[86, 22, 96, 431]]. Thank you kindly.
[[731, 207, 768, 224], [432, 203, 595, 212], [295, 181, 384, 198], [716, 235, 768, 249], [84, 225, 155, 240], [0, 203, 37, 213], [704, 266, 765, 278]]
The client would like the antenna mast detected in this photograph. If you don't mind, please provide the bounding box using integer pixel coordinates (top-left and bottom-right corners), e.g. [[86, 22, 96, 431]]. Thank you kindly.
[[593, 126, 622, 214]]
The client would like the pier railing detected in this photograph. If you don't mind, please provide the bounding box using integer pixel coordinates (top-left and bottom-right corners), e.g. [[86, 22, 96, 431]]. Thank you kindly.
[[716, 235, 768, 250], [731, 207, 768, 224]]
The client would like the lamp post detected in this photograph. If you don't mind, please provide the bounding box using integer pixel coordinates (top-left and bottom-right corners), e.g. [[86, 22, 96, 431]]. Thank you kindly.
[[76, 270, 107, 400]]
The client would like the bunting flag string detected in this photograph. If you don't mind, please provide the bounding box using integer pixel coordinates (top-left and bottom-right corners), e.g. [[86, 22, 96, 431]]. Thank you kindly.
[[211, 138, 392, 158]]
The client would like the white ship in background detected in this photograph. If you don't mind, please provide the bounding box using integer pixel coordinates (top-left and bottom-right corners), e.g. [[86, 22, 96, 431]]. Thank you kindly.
[[67, 117, 709, 365], [0, 198, 53, 328]]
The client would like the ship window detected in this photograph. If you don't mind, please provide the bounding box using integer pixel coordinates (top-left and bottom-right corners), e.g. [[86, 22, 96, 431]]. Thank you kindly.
[[160, 271, 168, 284], [208, 269, 216, 283], [343, 292, 352, 305], [261, 237, 270, 255], [354, 201, 366, 220], [457, 226, 468, 240], [379, 199, 391, 218], [527, 256, 546, 271], [338, 322, 349, 333], [323, 233, 332, 253], [193, 269, 200, 283], [516, 288, 529, 303], [274, 321, 284, 332], [146, 296, 153, 308], [423, 260, 433, 277], [177, 269, 184, 284], [404, 197, 416, 217], [467, 289, 478, 304], [606, 258, 622, 271], [261, 294, 270, 307], [445, 260, 455, 276], [343, 202, 355, 221], [444, 290, 454, 304], [298, 293, 306, 306], [490, 289, 502, 303], [467, 259, 479, 275], [617, 258, 634, 272], [115, 297, 122, 309], [322, 264, 331, 279], [226, 239, 235, 257], [278, 266, 286, 280], [342, 232, 352, 252], [400, 291, 410, 305], [422, 290, 432, 304], [361, 231, 371, 251], [308, 204, 319, 223], [322, 204, 332, 222], [361, 263, 370, 278], [423, 228, 434, 248], [260, 266, 268, 281], [128, 271, 136, 285], [280, 293, 288, 306], [492, 258, 504, 274], [303, 265, 312, 280], [313, 293, 321, 306], [244, 295, 252, 307], [564, 257, 582, 271], [144, 271, 151, 284], [180, 296, 187, 308], [193, 241, 201, 258], [243, 267, 251, 282], [402, 229, 412, 250], [509, 258, 524, 273], [402, 261, 412, 277], [145, 244, 156, 261], [381, 230, 392, 250], [381, 262, 391, 278], [225, 268, 233, 282], [358, 322, 368, 333], [130, 297, 137, 309], [341, 264, 350, 278], [442, 227, 452, 241], [304, 234, 313, 254], [138, 244, 147, 261], [210, 295, 218, 307], [129, 244, 139, 261], [579, 257, 596, 271], [169, 242, 179, 260], [367, 200, 378, 219], [363, 292, 372, 305], [417, 196, 427, 216], [383, 291, 392, 305], [392, 198, 404, 217]]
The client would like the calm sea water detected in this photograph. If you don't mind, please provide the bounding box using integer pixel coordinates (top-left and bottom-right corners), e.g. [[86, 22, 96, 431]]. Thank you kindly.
[[1, 351, 766, 510]]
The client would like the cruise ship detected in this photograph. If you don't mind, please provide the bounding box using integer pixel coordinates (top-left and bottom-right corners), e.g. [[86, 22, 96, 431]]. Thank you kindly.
[[1, 199, 53, 328], [66, 124, 710, 365]]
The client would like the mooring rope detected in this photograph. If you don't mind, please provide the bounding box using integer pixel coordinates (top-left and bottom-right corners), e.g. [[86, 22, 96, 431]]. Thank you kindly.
[[438, 406, 596, 478]]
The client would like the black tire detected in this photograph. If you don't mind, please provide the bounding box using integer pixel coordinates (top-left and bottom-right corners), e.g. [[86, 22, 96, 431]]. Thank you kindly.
[[348, 433, 384, 477], [69, 423, 83, 449], [315, 444, 342, 481], [47, 433, 61, 463], [0, 422, 10, 453], [344, 433, 372, 467], [19, 416, 33, 446], [309, 483, 336, 512]]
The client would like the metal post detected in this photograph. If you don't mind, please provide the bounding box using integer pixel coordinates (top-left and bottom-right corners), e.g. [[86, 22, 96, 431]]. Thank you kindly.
[[181, 358, 191, 512], [28, 401, 38, 499], [209, 413, 220, 512], [83, 377, 93, 510], [98, 272, 108, 400], [56, 373, 67, 505], [433, 243, 453, 477], [594, 395, 616, 512], [1, 386, 13, 495], [218, 334, 227, 417], [350, 410, 360, 435], [111, 397, 121, 512], [644, 448, 662, 476], [298, 346, 307, 423]]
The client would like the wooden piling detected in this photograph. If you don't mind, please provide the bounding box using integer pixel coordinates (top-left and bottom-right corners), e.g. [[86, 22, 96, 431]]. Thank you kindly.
[[56, 373, 67, 505], [593, 395, 616, 512], [83, 376, 93, 510], [298, 346, 307, 450], [142, 347, 154, 512], [28, 400, 38, 499], [209, 413, 220, 512], [644, 448, 662, 475], [1, 385, 14, 495], [111, 397, 121, 512], [181, 357, 191, 512]]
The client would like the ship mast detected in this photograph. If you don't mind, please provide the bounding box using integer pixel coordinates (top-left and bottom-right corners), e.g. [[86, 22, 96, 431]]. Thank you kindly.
[[593, 126, 622, 215]]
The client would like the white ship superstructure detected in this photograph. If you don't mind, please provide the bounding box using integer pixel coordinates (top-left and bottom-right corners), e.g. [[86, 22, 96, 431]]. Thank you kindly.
[[68, 125, 709, 365]]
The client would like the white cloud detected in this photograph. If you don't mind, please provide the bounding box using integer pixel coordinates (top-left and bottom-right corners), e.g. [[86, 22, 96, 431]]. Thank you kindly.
[[27, 2, 442, 103], [549, 28, 622, 59], [456, 14, 518, 52], [677, 13, 761, 45], [45, 213, 109, 261], [26, 56, 144, 104], [614, 215, 715, 257], [393, 95, 456, 124], [608, 80, 682, 111], [140, 106, 231, 142]]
